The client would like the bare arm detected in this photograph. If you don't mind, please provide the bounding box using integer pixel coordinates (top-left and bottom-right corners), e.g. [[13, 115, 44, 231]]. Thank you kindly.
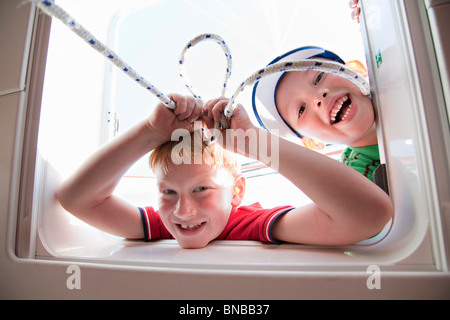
[[56, 94, 203, 239], [204, 99, 393, 245], [270, 136, 392, 245]]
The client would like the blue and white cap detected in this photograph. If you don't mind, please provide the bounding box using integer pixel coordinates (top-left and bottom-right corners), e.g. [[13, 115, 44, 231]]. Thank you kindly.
[[252, 46, 345, 145]]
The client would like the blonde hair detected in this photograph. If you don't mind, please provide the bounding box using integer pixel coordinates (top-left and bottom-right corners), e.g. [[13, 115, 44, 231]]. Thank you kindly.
[[149, 131, 241, 177]]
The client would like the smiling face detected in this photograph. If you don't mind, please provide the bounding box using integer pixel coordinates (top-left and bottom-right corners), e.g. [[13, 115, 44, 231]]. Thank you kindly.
[[149, 134, 243, 249], [155, 163, 238, 249], [275, 68, 377, 147]]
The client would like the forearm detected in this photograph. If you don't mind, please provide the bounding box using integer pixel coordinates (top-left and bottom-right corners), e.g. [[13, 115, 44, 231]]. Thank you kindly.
[[56, 120, 164, 213], [207, 99, 392, 243], [242, 128, 392, 229]]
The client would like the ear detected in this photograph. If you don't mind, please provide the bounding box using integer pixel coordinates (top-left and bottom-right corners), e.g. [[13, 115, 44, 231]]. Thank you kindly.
[[301, 136, 326, 150], [231, 175, 246, 207], [345, 60, 368, 78]]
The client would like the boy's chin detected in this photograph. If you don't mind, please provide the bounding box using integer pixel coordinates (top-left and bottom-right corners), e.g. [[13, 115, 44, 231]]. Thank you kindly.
[[177, 238, 211, 249]]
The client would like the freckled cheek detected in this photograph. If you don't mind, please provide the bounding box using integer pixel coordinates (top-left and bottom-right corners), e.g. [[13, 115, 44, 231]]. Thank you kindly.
[[157, 199, 177, 222], [207, 210, 231, 237], [355, 97, 375, 124], [202, 196, 232, 226], [297, 115, 327, 139]]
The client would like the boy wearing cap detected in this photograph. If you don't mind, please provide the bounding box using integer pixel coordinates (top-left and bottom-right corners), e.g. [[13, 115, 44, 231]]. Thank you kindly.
[[57, 93, 393, 249], [252, 46, 381, 183]]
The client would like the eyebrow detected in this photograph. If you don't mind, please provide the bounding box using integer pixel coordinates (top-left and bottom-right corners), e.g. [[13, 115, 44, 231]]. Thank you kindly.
[[157, 171, 220, 187]]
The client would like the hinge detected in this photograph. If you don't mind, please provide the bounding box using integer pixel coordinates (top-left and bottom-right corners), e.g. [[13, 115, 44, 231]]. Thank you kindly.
[[107, 111, 120, 137]]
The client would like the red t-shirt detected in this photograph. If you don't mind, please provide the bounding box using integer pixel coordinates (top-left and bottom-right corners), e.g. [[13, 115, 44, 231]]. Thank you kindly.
[[139, 203, 294, 244]]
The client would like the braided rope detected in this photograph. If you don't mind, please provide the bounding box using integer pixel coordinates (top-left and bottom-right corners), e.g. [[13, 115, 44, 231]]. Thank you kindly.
[[223, 59, 370, 121], [178, 33, 232, 99]]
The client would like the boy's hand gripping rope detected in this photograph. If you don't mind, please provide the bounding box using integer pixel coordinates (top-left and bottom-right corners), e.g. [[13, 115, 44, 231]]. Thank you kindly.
[[27, 0, 371, 133]]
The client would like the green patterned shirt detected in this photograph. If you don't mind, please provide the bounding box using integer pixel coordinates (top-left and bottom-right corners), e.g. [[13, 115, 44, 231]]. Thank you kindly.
[[340, 145, 380, 182]]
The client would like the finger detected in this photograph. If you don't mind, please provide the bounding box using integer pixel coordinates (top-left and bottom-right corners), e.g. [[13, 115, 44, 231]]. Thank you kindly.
[[176, 97, 196, 121], [203, 98, 223, 120], [202, 113, 215, 130], [168, 93, 185, 106], [351, 7, 361, 22], [204, 96, 227, 113], [180, 96, 201, 120], [349, 0, 358, 9], [211, 99, 229, 123], [169, 94, 187, 117], [186, 99, 204, 123], [177, 97, 203, 122], [206, 96, 227, 105]]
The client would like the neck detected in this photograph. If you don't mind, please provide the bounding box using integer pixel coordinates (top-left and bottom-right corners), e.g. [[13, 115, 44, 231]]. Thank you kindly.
[[349, 123, 378, 147]]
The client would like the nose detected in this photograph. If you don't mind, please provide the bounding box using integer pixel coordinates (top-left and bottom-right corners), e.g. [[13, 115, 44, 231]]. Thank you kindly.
[[315, 89, 328, 108], [173, 195, 197, 219]]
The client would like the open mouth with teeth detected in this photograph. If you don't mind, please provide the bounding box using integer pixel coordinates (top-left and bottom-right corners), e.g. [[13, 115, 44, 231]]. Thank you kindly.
[[330, 95, 352, 125], [177, 222, 206, 231]]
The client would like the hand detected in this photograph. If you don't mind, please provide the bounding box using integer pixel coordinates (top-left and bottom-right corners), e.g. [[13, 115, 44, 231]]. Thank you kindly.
[[146, 93, 204, 142], [349, 0, 361, 23], [202, 97, 263, 157], [203, 97, 255, 132]]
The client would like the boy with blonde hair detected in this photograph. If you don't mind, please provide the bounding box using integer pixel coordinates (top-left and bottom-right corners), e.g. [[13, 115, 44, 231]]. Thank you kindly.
[[57, 93, 392, 249]]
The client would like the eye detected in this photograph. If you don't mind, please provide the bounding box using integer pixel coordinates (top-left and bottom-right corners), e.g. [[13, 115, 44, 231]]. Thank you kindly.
[[314, 72, 325, 85], [163, 189, 177, 195], [298, 104, 306, 118], [194, 186, 209, 192]]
